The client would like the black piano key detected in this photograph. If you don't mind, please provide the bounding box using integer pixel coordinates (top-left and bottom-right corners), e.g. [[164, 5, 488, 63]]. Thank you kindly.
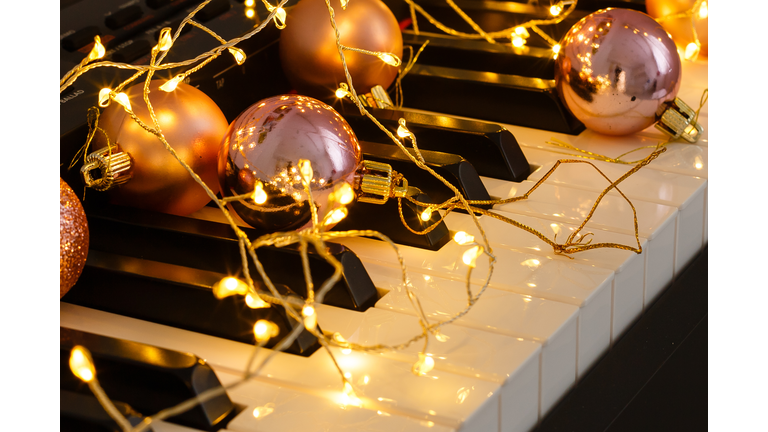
[[340, 104, 530, 181], [61, 390, 148, 432], [104, 5, 144, 30], [359, 140, 492, 210], [60, 327, 240, 432], [82, 203, 379, 311], [62, 249, 321, 356], [332, 191, 451, 251]]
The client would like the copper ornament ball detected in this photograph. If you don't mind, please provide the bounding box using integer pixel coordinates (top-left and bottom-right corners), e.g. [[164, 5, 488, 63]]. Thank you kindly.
[[93, 80, 229, 216], [60, 178, 89, 298], [646, 0, 708, 57], [218, 95, 362, 232], [555, 8, 682, 136], [279, 0, 403, 98]]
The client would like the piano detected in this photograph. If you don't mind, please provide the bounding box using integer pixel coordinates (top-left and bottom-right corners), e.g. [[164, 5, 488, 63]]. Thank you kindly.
[[59, 0, 707, 431]]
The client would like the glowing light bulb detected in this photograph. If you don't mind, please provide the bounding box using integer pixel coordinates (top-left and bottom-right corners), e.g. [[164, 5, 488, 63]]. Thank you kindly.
[[511, 35, 526, 48], [336, 86, 350, 99], [397, 123, 411, 138], [69, 346, 96, 382], [324, 208, 348, 225], [514, 26, 529, 38], [341, 381, 362, 407], [303, 304, 317, 331], [377, 52, 401, 67], [684, 42, 700, 61], [113, 92, 132, 111], [340, 0, 349, 9], [453, 231, 475, 245], [420, 207, 433, 222], [252, 181, 267, 204], [87, 36, 106, 62], [298, 159, 313, 184], [552, 44, 561, 54], [331, 182, 355, 205], [98, 88, 112, 107], [698, 1, 708, 19], [271, 7, 286, 29], [160, 74, 185, 92], [245, 293, 270, 309], [550, 4, 563, 16], [253, 319, 280, 344], [244, 0, 255, 6], [252, 404, 274, 418], [412, 353, 435, 376], [157, 27, 173, 52], [213, 276, 248, 299], [245, 8, 255, 18], [462, 245, 483, 268], [228, 47, 246, 65]]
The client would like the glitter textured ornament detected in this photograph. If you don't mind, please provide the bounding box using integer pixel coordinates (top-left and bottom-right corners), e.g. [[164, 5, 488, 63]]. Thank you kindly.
[[555, 8, 683, 136], [279, 0, 403, 99], [646, 0, 708, 57], [60, 178, 89, 298], [87, 80, 228, 216], [218, 95, 362, 232]]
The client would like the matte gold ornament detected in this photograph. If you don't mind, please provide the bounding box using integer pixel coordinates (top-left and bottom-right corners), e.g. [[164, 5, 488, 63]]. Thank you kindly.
[[86, 81, 228, 216], [646, 0, 708, 57], [60, 178, 89, 298], [218, 95, 362, 232], [555, 8, 702, 139], [279, 0, 403, 99]]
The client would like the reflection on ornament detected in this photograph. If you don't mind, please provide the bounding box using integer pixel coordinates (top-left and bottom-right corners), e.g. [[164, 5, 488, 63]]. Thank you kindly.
[[555, 8, 684, 136], [646, 0, 708, 58], [60, 178, 89, 298], [218, 95, 362, 232], [86, 80, 228, 216], [279, 0, 403, 98]]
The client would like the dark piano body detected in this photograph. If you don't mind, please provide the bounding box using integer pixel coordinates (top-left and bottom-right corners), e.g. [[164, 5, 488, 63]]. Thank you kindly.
[[59, 0, 707, 431]]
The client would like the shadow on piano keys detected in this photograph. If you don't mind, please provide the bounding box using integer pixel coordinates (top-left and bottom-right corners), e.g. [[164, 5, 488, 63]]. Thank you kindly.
[[59, 0, 707, 431]]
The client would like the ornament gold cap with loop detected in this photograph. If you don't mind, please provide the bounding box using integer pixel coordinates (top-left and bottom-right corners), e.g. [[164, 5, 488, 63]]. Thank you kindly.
[[80, 145, 134, 191], [354, 160, 421, 204], [655, 97, 703, 143]]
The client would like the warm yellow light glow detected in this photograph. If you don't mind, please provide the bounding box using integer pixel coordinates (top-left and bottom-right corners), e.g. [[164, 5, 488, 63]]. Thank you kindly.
[[252, 404, 274, 418], [552, 44, 561, 54], [550, 4, 563, 16], [87, 36, 106, 62], [70, 346, 96, 383], [298, 159, 313, 184], [245, 293, 270, 309], [684, 42, 700, 61], [377, 52, 401, 67], [341, 0, 349, 9], [514, 26, 529, 37], [511, 35, 526, 48], [254, 319, 280, 344], [98, 88, 112, 107], [273, 7, 287, 29], [245, 0, 255, 6], [303, 304, 317, 330], [157, 27, 173, 52], [333, 332, 348, 345], [324, 208, 348, 225], [228, 47, 246, 65], [160, 74, 185, 92], [412, 353, 435, 376], [336, 86, 350, 99], [252, 181, 267, 204], [698, 1, 708, 19], [113, 92, 132, 111], [245, 8, 255, 18], [331, 182, 355, 205], [462, 245, 483, 268], [420, 207, 433, 222], [397, 123, 411, 138], [453, 231, 475, 245], [340, 381, 362, 407], [213, 276, 248, 299]]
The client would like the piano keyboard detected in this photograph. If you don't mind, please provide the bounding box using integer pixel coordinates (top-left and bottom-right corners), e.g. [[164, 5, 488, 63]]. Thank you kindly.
[[59, 1, 708, 431]]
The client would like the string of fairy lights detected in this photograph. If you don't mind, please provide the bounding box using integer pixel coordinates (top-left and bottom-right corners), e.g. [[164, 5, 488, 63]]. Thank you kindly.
[[60, 0, 697, 430]]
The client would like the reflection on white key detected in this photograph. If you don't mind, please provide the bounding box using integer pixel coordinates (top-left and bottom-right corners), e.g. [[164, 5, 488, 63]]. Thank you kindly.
[[60, 303, 500, 432], [362, 262, 579, 417], [444, 211, 645, 341], [482, 178, 677, 305], [216, 369, 456, 432], [315, 305, 541, 432], [332, 234, 612, 380]]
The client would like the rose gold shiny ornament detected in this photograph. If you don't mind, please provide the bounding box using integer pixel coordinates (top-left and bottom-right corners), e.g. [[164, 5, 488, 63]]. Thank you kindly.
[[279, 0, 403, 99], [646, 0, 708, 57], [60, 178, 89, 298], [86, 81, 228, 216], [218, 95, 362, 232], [555, 8, 684, 136]]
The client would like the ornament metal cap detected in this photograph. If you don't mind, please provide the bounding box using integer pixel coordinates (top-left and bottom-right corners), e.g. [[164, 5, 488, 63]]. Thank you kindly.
[[655, 98, 703, 143], [80, 146, 133, 191], [356, 160, 419, 204]]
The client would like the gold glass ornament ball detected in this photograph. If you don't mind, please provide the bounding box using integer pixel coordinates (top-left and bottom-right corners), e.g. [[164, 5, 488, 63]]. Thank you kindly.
[[279, 0, 403, 99], [93, 81, 229, 216], [60, 178, 89, 298]]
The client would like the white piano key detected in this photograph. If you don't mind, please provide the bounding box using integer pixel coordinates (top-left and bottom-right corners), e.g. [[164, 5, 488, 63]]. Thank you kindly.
[[482, 178, 677, 305], [523, 157, 706, 271], [60, 303, 501, 432], [213, 369, 456, 432], [314, 305, 541, 432], [444, 211, 645, 341], [330, 235, 612, 379], [363, 263, 579, 417]]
